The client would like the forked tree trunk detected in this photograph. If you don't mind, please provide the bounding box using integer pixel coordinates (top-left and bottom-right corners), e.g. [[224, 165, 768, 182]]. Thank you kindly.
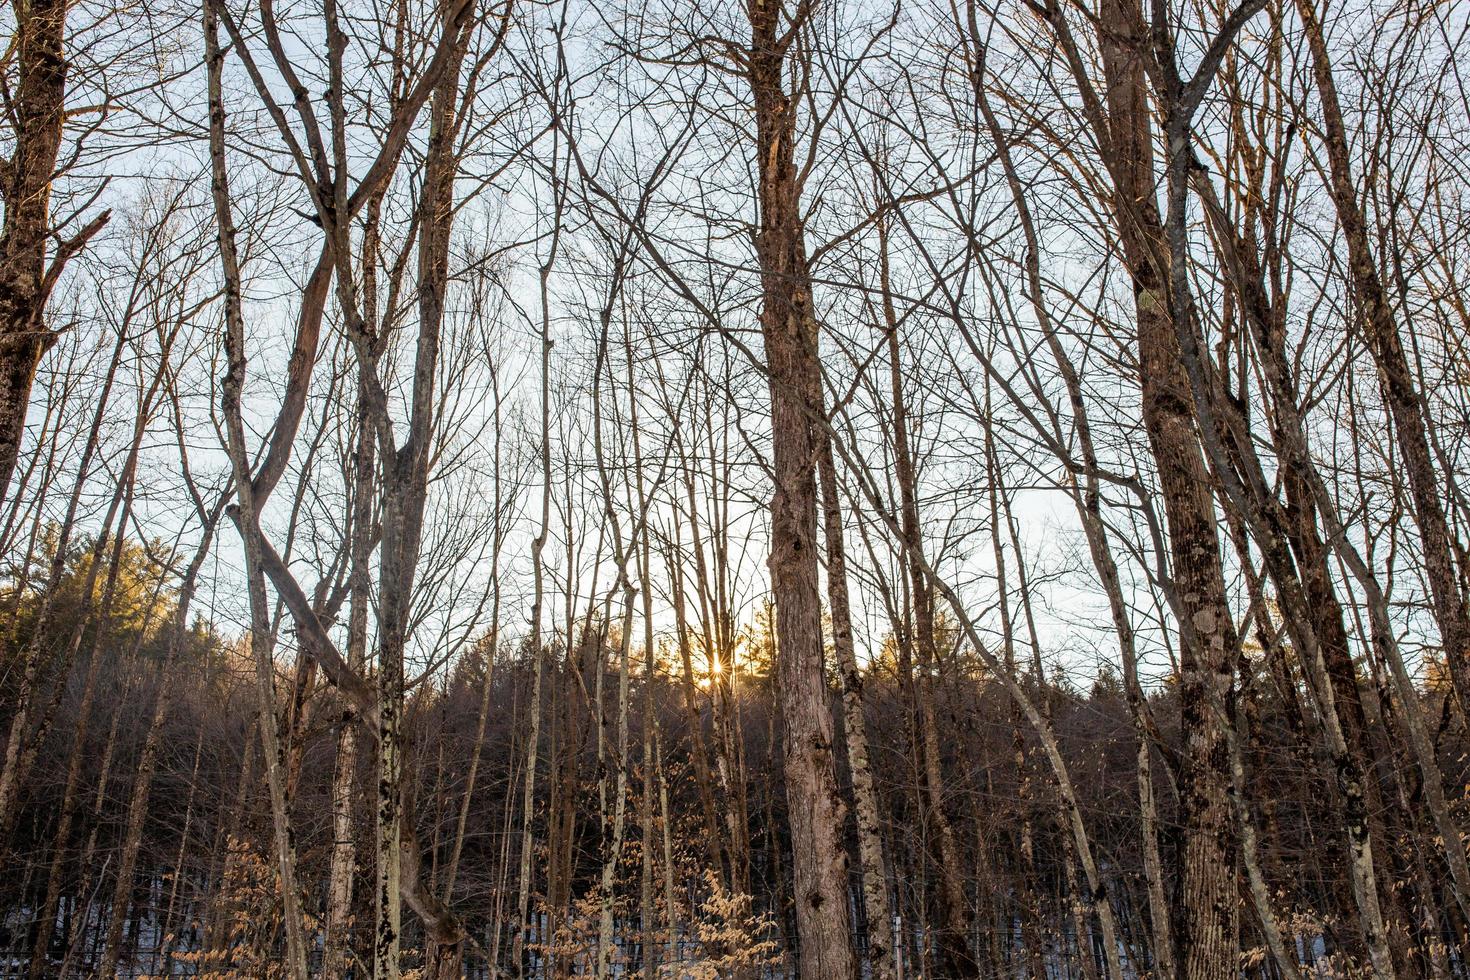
[[1091, 3, 1243, 973], [206, 1, 310, 972]]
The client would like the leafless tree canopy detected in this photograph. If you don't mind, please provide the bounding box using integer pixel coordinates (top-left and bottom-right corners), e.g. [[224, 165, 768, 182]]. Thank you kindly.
[[2, 0, 1469, 976]]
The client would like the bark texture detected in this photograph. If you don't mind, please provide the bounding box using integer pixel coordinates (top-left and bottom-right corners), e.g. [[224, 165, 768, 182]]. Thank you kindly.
[[1094, 2, 1242, 974], [746, 2, 856, 975]]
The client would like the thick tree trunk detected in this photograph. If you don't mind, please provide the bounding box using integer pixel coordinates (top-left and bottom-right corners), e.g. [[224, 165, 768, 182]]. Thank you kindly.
[[0, 335, 49, 508], [744, 4, 856, 976], [0, 0, 106, 506], [376, 16, 467, 974], [325, 381, 376, 977], [373, 571, 406, 980], [1093, 3, 1242, 973]]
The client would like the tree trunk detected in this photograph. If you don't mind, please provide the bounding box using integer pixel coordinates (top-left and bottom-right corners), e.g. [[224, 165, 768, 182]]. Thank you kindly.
[[881, 227, 979, 980], [325, 378, 377, 977], [0, 324, 128, 838], [94, 491, 223, 978], [1092, 3, 1243, 973], [1294, 0, 1470, 716], [515, 146, 561, 976], [207, 1, 310, 971], [818, 436, 896, 980], [32, 518, 134, 980], [744, 3, 855, 975], [0, 0, 108, 506]]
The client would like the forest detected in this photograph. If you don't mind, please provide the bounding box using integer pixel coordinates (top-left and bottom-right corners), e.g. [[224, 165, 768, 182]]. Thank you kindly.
[[0, 0, 1467, 976]]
